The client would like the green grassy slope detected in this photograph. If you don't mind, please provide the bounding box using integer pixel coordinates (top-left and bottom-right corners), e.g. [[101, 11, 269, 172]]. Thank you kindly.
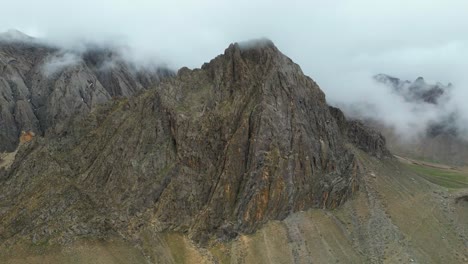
[[405, 163, 468, 189]]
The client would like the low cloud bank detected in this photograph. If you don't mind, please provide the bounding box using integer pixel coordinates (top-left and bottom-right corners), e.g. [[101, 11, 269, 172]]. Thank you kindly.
[[329, 72, 468, 142], [42, 52, 82, 77]]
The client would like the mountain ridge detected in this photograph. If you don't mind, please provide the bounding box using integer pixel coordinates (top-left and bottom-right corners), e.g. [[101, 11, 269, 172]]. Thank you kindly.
[[0, 39, 389, 249]]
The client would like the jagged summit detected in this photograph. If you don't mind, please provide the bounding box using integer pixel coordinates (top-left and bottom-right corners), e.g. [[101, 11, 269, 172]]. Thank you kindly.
[[235, 38, 277, 52], [414, 76, 425, 83], [374, 73, 449, 104], [200, 39, 311, 101], [202, 39, 284, 69]]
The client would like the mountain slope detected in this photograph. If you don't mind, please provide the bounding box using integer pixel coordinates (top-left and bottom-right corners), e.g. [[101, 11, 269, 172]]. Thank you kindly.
[[1, 150, 466, 263]]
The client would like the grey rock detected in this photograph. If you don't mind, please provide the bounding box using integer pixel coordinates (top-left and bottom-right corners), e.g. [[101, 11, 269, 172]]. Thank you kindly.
[[0, 35, 174, 152]]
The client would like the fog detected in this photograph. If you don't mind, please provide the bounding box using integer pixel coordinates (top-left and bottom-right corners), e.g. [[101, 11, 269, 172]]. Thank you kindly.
[[1, 0, 468, 139], [42, 52, 82, 77]]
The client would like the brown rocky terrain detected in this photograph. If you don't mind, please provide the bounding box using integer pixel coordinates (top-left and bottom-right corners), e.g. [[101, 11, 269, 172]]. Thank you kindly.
[[0, 39, 466, 263]]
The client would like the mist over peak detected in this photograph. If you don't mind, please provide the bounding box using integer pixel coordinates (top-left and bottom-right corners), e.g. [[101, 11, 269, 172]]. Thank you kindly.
[[338, 72, 467, 143], [0, 29, 34, 42], [374, 73, 450, 105]]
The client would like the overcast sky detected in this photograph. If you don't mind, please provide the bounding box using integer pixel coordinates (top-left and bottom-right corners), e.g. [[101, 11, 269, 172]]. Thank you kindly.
[[1, 0, 468, 137]]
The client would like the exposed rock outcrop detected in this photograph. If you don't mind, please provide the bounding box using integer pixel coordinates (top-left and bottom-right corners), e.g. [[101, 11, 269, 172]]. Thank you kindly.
[[329, 106, 390, 158]]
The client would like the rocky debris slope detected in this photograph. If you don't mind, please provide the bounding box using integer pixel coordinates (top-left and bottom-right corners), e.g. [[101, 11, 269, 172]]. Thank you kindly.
[[0, 40, 388, 249], [0, 32, 173, 152]]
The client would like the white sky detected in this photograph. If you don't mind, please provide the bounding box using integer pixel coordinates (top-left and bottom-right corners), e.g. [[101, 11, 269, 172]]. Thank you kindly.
[[1, 0, 468, 137]]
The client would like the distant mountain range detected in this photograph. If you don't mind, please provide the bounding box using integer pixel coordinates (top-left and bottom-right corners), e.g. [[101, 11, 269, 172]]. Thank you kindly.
[[374, 73, 451, 104], [370, 73, 468, 165]]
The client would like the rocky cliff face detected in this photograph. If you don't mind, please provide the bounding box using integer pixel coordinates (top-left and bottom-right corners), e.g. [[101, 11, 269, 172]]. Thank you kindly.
[[0, 34, 173, 152], [329, 106, 390, 158], [0, 40, 388, 251]]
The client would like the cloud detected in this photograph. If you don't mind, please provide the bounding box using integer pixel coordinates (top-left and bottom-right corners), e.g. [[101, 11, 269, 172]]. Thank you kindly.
[[42, 52, 82, 77]]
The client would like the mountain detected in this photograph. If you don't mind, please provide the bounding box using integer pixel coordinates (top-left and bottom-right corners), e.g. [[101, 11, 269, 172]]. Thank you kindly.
[[0, 39, 466, 263], [0, 31, 174, 152], [372, 74, 468, 165], [0, 40, 379, 243], [374, 74, 450, 104]]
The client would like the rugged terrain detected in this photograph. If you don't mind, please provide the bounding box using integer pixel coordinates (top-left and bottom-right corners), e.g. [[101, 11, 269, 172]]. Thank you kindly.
[[0, 38, 466, 263], [0, 30, 173, 152]]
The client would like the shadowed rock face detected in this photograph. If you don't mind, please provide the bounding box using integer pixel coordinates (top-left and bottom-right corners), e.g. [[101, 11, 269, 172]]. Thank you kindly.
[[0, 41, 381, 247], [456, 195, 468, 204], [0, 36, 174, 152], [329, 106, 390, 159]]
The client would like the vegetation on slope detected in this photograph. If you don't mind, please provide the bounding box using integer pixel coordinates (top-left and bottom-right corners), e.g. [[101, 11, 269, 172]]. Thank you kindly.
[[405, 163, 468, 189]]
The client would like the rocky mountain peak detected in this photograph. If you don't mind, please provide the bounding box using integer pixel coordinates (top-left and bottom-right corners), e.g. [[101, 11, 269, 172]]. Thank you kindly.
[[225, 38, 278, 55], [414, 76, 425, 84], [374, 73, 448, 105], [202, 39, 288, 73], [0, 41, 392, 248], [198, 39, 314, 105]]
